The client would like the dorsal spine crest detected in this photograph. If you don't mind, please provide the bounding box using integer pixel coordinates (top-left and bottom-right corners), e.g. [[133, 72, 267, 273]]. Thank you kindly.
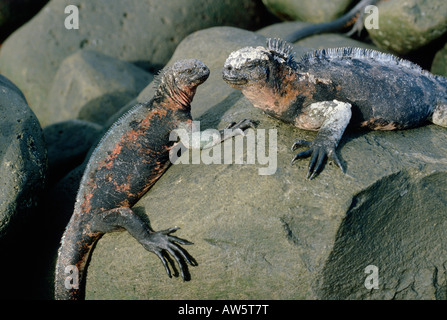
[[299, 47, 444, 81], [266, 38, 297, 70]]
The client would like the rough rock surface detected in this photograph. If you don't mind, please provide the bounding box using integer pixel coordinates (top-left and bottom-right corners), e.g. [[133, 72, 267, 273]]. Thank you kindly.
[[0, 74, 47, 238], [261, 0, 354, 23], [0, 0, 274, 119], [82, 27, 447, 300], [367, 0, 447, 55], [43, 50, 153, 127]]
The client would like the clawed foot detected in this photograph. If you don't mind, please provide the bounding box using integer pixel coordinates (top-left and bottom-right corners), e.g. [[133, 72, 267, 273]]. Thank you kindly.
[[291, 139, 344, 180], [141, 227, 197, 281]]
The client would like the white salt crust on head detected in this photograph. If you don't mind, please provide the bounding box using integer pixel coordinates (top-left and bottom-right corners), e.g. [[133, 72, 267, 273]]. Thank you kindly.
[[224, 46, 269, 69]]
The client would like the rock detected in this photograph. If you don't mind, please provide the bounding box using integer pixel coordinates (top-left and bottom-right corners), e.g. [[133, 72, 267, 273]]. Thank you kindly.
[[0, 0, 274, 121], [0, 74, 49, 300], [261, 0, 354, 22], [319, 169, 447, 299], [432, 42, 447, 77], [43, 119, 102, 183], [43, 50, 153, 127], [0, 0, 48, 41], [367, 0, 447, 55], [0, 74, 47, 238], [82, 27, 447, 300]]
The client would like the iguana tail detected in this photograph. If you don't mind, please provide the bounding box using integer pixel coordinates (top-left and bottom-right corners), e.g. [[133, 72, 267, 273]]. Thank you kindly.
[[54, 218, 102, 300], [285, 0, 380, 43]]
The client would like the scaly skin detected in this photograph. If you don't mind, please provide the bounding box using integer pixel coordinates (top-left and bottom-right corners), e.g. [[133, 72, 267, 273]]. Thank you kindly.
[[55, 59, 253, 300], [222, 38, 447, 179]]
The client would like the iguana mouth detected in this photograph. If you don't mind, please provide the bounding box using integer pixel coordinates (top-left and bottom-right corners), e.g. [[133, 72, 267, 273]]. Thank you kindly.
[[193, 72, 210, 85], [222, 74, 248, 86]]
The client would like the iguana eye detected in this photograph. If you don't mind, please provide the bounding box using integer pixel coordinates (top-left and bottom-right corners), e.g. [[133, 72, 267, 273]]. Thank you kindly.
[[245, 63, 257, 70]]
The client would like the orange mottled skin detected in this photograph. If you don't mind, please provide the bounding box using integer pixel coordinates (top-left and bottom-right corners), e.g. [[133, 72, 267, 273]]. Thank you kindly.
[[55, 59, 209, 300]]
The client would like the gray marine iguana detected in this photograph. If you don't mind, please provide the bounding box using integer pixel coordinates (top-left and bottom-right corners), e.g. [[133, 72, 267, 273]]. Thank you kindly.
[[54, 59, 254, 300], [222, 38, 447, 179], [285, 0, 380, 43]]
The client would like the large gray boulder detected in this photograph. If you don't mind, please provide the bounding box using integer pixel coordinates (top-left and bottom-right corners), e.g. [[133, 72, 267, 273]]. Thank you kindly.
[[0, 74, 49, 300], [43, 50, 153, 127], [261, 0, 354, 23], [367, 0, 447, 55], [0, 0, 273, 123], [82, 27, 447, 299], [0, 74, 47, 238]]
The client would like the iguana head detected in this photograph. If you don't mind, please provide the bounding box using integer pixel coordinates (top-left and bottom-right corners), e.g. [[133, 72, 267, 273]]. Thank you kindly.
[[170, 59, 210, 88], [222, 38, 300, 116], [222, 38, 296, 88], [222, 45, 272, 87], [156, 59, 210, 107]]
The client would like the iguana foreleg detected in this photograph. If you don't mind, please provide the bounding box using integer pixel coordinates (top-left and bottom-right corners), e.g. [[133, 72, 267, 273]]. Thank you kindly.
[[291, 100, 352, 179], [90, 207, 196, 281], [173, 119, 256, 150]]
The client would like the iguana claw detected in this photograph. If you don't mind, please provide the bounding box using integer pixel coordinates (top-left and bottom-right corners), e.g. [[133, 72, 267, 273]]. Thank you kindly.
[[144, 227, 197, 281], [226, 119, 258, 132], [291, 139, 344, 180]]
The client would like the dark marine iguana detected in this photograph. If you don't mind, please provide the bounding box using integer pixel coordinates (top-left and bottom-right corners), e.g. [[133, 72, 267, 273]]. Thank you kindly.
[[55, 59, 254, 300], [285, 0, 380, 43], [222, 38, 447, 179]]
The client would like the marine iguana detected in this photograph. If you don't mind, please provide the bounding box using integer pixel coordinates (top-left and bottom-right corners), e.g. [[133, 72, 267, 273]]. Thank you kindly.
[[222, 38, 447, 179], [285, 0, 380, 43], [55, 59, 254, 300]]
